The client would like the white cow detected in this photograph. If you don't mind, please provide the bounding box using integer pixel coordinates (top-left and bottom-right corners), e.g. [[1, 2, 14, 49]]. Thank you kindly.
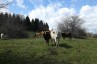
[[50, 29, 61, 46], [1, 33, 4, 39]]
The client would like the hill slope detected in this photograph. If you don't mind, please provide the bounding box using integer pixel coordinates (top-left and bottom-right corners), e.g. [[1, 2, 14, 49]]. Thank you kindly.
[[0, 38, 97, 64]]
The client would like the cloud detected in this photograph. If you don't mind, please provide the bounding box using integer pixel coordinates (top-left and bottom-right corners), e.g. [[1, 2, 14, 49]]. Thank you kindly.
[[0, 8, 10, 13], [29, 4, 97, 33], [16, 0, 26, 9], [0, 0, 3, 3], [0, 0, 6, 3], [79, 5, 97, 33], [28, 3, 76, 29]]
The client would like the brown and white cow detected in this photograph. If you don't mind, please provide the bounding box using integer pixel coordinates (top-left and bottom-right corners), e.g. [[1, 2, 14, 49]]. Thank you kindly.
[[35, 31, 44, 38], [43, 29, 61, 46], [43, 31, 51, 46]]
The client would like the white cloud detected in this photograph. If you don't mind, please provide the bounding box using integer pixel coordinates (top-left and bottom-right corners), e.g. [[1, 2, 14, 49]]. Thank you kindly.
[[0, 8, 10, 13], [16, 0, 26, 9], [0, 0, 3, 3], [0, 0, 6, 3], [28, 3, 75, 29], [80, 5, 97, 33]]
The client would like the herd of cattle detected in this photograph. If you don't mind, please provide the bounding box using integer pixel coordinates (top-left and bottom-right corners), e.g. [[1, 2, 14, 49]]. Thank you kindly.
[[0, 29, 72, 47], [35, 29, 72, 46]]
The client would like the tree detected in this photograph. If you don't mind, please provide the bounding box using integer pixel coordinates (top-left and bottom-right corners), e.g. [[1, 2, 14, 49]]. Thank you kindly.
[[0, 1, 12, 9], [38, 20, 44, 32], [31, 19, 35, 31], [44, 23, 49, 31], [0, 12, 28, 38], [24, 16, 31, 30], [58, 15, 87, 38], [34, 18, 39, 32], [31, 19, 49, 32], [26, 16, 31, 25]]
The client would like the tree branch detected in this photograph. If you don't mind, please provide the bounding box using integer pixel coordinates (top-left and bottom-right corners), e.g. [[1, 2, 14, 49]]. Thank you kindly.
[[0, 1, 12, 9]]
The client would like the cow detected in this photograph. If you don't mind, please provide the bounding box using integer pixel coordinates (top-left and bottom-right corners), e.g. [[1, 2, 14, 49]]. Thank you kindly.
[[43, 31, 51, 46], [42, 29, 61, 46], [50, 29, 61, 46], [61, 32, 72, 40], [35, 32, 40, 37], [39, 31, 44, 37], [35, 31, 44, 38]]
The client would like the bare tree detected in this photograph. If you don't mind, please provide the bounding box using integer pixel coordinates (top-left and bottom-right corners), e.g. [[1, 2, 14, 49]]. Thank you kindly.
[[58, 15, 87, 38], [0, 1, 12, 9]]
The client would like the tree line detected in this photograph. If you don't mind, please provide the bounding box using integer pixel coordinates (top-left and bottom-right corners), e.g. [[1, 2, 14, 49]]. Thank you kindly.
[[0, 12, 97, 39], [0, 12, 49, 38]]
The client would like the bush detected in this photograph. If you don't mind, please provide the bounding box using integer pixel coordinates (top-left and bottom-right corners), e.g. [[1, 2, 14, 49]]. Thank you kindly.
[[0, 21, 28, 39]]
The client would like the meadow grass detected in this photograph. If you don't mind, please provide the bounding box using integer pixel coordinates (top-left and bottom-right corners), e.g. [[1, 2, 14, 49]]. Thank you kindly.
[[0, 38, 97, 64]]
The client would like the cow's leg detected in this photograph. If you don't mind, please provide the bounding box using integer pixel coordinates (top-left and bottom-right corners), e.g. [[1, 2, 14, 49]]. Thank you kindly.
[[51, 39, 56, 46], [68, 36, 72, 40], [51, 39, 54, 46], [55, 37, 59, 47], [52, 39, 55, 46], [57, 39, 59, 47], [63, 37, 65, 40], [56, 40, 59, 47], [46, 40, 49, 46], [55, 38, 58, 46]]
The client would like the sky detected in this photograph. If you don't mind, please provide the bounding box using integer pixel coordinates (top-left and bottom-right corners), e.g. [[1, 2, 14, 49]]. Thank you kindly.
[[0, 0, 97, 33]]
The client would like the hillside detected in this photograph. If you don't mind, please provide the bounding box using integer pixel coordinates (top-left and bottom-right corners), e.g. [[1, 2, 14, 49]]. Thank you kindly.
[[0, 38, 97, 64]]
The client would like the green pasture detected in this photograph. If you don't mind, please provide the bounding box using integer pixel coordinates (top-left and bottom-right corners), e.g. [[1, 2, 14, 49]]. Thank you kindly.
[[0, 38, 97, 64]]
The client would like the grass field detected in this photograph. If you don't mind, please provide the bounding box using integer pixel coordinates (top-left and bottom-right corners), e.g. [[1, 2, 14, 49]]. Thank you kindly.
[[0, 38, 97, 64]]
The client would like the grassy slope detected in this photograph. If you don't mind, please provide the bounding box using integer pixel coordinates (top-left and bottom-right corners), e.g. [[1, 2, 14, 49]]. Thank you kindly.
[[0, 38, 97, 64]]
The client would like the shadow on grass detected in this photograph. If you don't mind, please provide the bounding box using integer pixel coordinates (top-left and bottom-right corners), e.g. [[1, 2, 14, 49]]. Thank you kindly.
[[0, 51, 34, 64], [59, 43, 72, 49], [0, 50, 70, 64]]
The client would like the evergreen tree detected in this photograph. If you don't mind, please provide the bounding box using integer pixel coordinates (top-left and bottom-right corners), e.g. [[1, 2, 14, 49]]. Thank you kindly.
[[26, 16, 31, 26], [34, 18, 39, 32], [31, 19, 35, 31], [24, 16, 31, 30], [38, 20, 44, 32], [45, 23, 49, 30]]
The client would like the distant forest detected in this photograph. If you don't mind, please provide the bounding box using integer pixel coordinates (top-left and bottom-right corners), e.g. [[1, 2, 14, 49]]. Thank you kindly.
[[0, 12, 49, 38]]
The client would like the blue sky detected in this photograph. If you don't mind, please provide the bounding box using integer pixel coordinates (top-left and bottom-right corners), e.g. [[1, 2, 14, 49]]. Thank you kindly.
[[6, 0, 97, 14], [0, 0, 97, 33]]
